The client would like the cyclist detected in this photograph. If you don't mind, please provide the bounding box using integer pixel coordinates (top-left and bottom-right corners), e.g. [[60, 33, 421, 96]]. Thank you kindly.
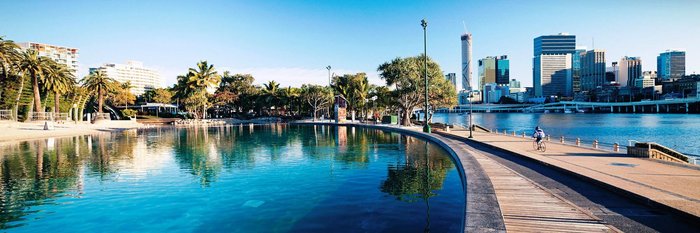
[[532, 126, 545, 150]]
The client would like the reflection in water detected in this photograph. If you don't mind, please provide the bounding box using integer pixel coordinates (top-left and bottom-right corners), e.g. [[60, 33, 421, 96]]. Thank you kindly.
[[0, 125, 463, 232]]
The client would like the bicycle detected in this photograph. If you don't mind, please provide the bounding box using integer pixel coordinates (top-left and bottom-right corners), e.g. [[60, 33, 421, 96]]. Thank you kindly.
[[532, 139, 547, 152]]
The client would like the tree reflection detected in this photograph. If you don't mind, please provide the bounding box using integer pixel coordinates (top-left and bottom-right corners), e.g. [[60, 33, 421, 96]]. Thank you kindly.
[[380, 137, 453, 202]]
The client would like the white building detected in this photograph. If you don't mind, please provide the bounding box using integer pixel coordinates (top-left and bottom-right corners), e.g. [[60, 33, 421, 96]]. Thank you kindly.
[[461, 33, 473, 90], [635, 71, 656, 89], [618, 57, 642, 87], [17, 42, 79, 75], [90, 61, 163, 96]]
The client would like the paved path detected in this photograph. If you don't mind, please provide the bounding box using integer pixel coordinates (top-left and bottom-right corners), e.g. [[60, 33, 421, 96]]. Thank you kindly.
[[442, 129, 700, 219]]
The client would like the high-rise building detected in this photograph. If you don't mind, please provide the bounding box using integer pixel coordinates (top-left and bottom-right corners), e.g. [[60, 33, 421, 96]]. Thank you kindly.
[[618, 57, 642, 87], [572, 48, 585, 93], [17, 42, 79, 75], [461, 33, 473, 90], [496, 56, 510, 85], [657, 50, 685, 81], [445, 73, 457, 91], [478, 55, 509, 91], [580, 49, 606, 91], [90, 61, 163, 96], [533, 33, 575, 97]]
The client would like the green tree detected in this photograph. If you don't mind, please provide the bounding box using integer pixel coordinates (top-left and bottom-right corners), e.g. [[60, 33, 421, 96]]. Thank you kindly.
[[377, 55, 456, 126], [151, 88, 173, 104], [111, 81, 136, 108], [301, 84, 333, 121], [42, 61, 76, 116], [81, 70, 116, 120], [261, 80, 280, 114], [17, 49, 51, 113], [0, 37, 20, 97], [281, 86, 300, 115], [216, 72, 258, 114], [173, 61, 221, 118]]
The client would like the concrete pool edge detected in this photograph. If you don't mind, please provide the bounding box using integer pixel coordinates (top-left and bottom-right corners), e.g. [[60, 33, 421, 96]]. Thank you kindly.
[[289, 122, 507, 232]]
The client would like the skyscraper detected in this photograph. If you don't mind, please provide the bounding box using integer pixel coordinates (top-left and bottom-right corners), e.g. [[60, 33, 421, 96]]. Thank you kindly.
[[461, 33, 472, 90], [478, 55, 509, 92], [657, 50, 685, 81], [17, 42, 79, 75], [496, 56, 510, 85], [445, 73, 457, 91], [580, 50, 606, 91], [572, 48, 585, 93], [533, 33, 575, 97], [618, 57, 642, 87]]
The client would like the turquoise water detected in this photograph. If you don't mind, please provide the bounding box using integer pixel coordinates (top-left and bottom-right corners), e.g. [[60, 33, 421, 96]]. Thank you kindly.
[[0, 125, 464, 232], [431, 112, 700, 156]]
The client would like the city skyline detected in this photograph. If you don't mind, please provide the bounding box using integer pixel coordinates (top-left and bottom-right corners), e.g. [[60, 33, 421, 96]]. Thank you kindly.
[[1, 0, 699, 88]]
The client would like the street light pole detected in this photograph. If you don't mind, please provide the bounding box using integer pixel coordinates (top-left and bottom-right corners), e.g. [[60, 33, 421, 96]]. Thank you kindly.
[[421, 19, 431, 133], [326, 65, 332, 86], [468, 93, 473, 138]]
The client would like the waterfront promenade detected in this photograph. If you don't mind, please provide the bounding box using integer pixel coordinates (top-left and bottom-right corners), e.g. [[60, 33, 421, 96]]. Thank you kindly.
[[439, 128, 700, 220], [0, 120, 143, 143]]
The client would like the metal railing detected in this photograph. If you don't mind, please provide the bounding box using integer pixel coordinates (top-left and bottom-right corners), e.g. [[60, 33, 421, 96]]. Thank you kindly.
[[28, 112, 56, 121], [489, 128, 627, 153], [93, 113, 111, 121], [0, 110, 12, 121]]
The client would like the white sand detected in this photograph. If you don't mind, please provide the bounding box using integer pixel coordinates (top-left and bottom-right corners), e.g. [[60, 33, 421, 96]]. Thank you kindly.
[[0, 120, 144, 143]]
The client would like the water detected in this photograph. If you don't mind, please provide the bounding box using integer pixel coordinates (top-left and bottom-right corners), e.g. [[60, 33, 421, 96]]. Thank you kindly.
[[0, 125, 464, 232], [430, 112, 700, 157]]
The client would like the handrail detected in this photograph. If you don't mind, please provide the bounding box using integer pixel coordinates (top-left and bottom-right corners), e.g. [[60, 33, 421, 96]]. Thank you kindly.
[[634, 142, 689, 163]]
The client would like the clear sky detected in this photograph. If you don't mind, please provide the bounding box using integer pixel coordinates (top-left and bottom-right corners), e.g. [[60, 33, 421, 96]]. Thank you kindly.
[[1, 0, 698, 88]]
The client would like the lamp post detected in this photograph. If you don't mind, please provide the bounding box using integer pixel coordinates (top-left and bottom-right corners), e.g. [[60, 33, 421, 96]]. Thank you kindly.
[[326, 65, 332, 86], [468, 92, 473, 138], [421, 19, 431, 133]]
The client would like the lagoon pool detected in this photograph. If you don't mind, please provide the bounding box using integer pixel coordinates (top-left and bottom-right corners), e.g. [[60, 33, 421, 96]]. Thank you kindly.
[[0, 125, 464, 232]]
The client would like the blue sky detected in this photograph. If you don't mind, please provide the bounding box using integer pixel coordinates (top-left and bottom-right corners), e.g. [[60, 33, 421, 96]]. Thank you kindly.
[[1, 0, 698, 88]]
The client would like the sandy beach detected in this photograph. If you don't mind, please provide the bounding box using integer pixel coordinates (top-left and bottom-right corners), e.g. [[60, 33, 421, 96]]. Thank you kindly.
[[0, 120, 144, 143]]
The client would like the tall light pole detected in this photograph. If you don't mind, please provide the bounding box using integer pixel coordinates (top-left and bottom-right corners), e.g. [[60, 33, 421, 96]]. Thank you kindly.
[[468, 92, 473, 138], [326, 65, 332, 86], [421, 19, 431, 133]]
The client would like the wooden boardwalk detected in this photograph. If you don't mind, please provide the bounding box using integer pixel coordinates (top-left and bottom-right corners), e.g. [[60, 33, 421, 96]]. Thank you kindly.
[[467, 145, 618, 232]]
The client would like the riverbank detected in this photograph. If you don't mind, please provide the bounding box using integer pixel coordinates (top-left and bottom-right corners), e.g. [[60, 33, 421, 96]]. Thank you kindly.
[[0, 120, 144, 143]]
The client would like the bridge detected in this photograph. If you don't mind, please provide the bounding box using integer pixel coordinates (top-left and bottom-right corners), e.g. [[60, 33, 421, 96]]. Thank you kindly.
[[429, 98, 700, 113]]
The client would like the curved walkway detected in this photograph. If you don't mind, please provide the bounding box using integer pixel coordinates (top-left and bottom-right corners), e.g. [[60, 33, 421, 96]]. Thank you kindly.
[[440, 129, 700, 220]]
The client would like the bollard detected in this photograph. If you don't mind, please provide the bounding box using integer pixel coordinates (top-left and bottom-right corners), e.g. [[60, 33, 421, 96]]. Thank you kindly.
[[546, 135, 550, 141], [593, 140, 599, 149], [613, 143, 619, 152], [560, 136, 564, 143], [512, 131, 516, 136], [522, 132, 526, 138], [504, 129, 507, 135], [576, 138, 580, 146]]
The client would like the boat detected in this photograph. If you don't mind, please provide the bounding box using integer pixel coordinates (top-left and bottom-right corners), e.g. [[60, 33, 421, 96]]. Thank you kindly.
[[577, 109, 585, 113], [544, 110, 550, 113], [564, 109, 573, 114]]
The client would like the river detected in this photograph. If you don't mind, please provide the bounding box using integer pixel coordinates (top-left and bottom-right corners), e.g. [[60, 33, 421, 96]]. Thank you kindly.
[[429, 112, 700, 159]]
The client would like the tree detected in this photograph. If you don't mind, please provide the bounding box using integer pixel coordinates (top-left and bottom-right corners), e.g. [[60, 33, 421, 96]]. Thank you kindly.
[[280, 86, 300, 115], [173, 61, 220, 118], [17, 49, 51, 112], [111, 81, 136, 108], [261, 80, 280, 114], [81, 70, 116, 120], [151, 88, 173, 104], [377, 55, 456, 126], [301, 84, 333, 121], [0, 37, 20, 96], [352, 75, 370, 118], [43, 61, 76, 116], [216, 72, 258, 114]]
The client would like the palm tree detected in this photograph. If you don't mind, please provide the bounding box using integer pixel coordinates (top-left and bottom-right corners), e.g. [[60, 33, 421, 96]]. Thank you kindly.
[[17, 49, 51, 113], [353, 78, 370, 118], [43, 61, 75, 116], [173, 61, 220, 118], [261, 80, 280, 113], [81, 70, 115, 121], [0, 37, 20, 86]]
